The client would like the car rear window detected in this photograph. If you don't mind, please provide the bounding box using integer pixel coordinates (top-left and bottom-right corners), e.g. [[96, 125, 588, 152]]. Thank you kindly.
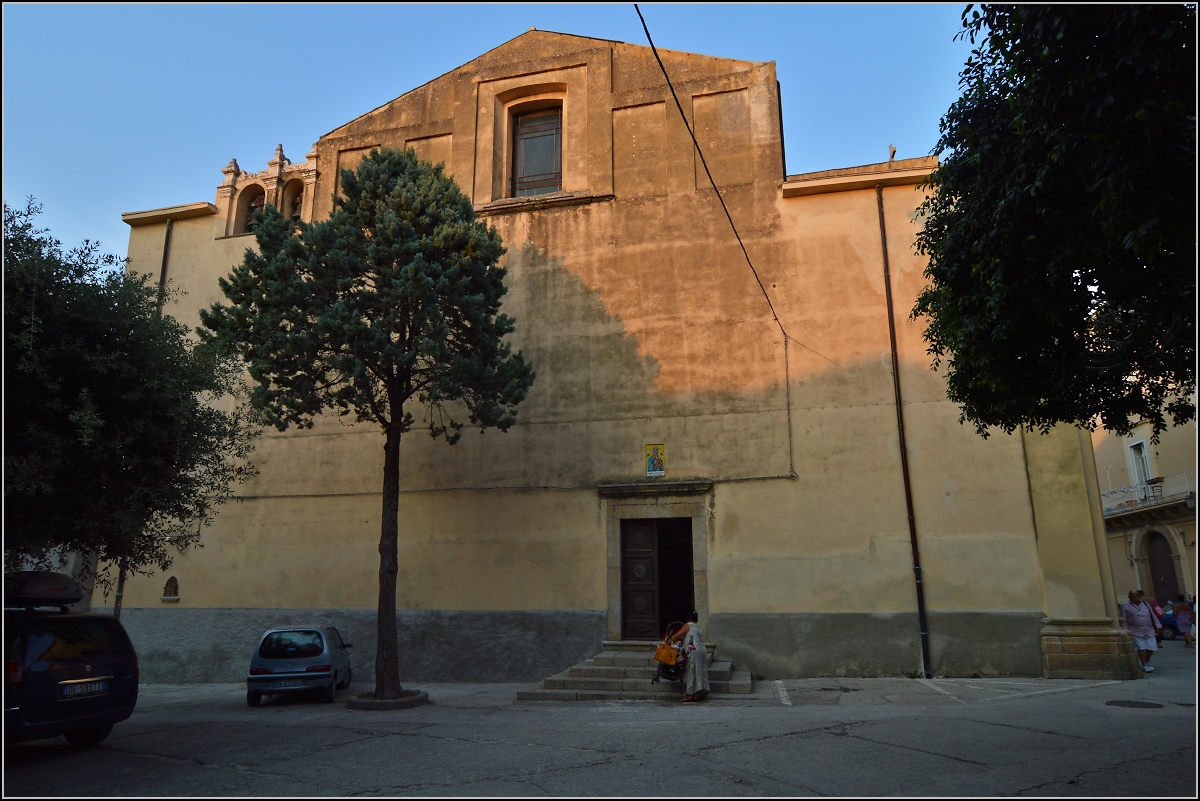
[[23, 618, 126, 663], [259, 630, 324, 659]]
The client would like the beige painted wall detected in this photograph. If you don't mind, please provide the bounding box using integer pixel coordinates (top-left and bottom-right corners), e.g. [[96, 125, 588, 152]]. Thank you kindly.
[[118, 31, 1105, 633], [1092, 413, 1197, 494]]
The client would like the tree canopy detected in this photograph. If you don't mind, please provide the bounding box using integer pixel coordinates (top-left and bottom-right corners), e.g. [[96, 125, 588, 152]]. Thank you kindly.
[[200, 148, 535, 699], [4, 200, 259, 589], [913, 5, 1195, 442]]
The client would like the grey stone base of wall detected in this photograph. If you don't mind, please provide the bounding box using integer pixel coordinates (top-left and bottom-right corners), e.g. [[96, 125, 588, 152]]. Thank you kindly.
[[710, 611, 1048, 678], [105, 608, 1087, 683], [1040, 618, 1143, 680], [100, 608, 607, 684]]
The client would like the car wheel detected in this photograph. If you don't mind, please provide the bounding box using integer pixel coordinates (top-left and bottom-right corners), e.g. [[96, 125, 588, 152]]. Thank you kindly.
[[1161, 627, 1177, 641], [247, 690, 262, 707], [322, 679, 335, 703], [65, 724, 113, 747], [337, 666, 352, 690]]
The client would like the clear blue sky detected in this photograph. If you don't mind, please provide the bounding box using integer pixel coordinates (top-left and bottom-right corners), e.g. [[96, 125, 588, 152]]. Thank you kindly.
[[3, 3, 972, 260]]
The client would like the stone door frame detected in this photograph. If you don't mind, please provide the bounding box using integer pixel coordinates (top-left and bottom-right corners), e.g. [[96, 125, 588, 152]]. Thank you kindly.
[[599, 481, 712, 641]]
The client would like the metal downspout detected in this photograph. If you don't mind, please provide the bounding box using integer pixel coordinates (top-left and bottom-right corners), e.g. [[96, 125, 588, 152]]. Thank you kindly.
[[156, 218, 173, 313], [876, 184, 933, 678]]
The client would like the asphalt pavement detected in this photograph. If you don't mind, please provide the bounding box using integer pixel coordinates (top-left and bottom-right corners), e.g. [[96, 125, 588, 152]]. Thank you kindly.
[[5, 640, 1196, 797]]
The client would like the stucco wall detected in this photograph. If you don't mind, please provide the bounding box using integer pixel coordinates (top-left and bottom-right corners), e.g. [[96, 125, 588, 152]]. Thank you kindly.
[[116, 30, 1115, 679]]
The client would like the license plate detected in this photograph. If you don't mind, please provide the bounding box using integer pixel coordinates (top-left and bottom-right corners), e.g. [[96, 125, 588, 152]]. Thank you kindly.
[[271, 679, 302, 688], [61, 680, 107, 698]]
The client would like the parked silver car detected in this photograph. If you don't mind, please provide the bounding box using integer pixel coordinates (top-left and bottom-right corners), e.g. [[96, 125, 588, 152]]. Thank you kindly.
[[246, 625, 352, 707]]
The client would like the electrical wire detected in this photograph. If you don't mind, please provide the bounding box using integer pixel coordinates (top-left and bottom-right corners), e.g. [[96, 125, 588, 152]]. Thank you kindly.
[[635, 4, 787, 339], [638, 3, 796, 479]]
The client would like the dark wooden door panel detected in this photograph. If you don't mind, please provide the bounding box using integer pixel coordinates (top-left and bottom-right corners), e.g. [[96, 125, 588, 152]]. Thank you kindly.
[[621, 522, 658, 639], [1147, 532, 1180, 604]]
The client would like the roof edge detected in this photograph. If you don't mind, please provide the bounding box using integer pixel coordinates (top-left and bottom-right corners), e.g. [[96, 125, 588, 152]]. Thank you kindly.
[[122, 202, 218, 227], [783, 156, 938, 197]]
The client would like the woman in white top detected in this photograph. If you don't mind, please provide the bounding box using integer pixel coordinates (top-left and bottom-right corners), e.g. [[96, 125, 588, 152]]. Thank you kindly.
[[667, 611, 710, 702]]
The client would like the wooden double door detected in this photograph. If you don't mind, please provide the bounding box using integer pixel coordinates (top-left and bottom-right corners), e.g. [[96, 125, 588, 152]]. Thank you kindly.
[[1147, 532, 1180, 604], [620, 518, 695, 640]]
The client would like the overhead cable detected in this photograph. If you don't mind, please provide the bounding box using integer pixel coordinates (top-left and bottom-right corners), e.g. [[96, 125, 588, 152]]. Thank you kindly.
[[634, 3, 787, 339], [635, 5, 797, 480]]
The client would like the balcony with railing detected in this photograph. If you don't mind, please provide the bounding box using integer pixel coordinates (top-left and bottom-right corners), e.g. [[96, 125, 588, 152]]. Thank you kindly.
[[1101, 471, 1196, 518]]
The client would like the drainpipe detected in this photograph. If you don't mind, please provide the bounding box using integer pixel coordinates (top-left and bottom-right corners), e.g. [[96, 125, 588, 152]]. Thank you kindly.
[[876, 184, 933, 679], [155, 218, 173, 314]]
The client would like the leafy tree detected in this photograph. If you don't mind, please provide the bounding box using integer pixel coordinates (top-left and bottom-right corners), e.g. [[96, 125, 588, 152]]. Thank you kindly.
[[4, 199, 259, 593], [200, 148, 535, 699], [914, 5, 1195, 441]]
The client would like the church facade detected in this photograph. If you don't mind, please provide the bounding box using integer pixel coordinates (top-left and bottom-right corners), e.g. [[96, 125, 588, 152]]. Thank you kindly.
[[114, 31, 1140, 683]]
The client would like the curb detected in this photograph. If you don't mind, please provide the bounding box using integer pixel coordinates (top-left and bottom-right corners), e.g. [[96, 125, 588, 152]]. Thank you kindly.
[[346, 690, 430, 711]]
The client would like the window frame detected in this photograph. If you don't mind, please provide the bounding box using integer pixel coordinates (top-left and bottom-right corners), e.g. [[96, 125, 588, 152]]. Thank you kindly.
[[511, 106, 563, 197]]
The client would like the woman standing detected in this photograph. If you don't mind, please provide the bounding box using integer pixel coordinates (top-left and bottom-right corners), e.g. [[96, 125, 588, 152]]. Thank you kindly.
[[667, 611, 710, 702], [1173, 594, 1194, 649]]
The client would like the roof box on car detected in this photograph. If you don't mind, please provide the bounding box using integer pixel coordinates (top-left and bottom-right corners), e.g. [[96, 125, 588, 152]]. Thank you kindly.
[[5, 571, 84, 609]]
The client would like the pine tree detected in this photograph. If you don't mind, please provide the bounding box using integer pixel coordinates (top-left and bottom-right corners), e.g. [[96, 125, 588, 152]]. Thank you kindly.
[[201, 148, 535, 698]]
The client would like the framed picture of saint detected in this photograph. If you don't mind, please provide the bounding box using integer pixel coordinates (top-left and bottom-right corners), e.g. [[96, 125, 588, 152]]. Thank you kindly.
[[646, 444, 665, 477]]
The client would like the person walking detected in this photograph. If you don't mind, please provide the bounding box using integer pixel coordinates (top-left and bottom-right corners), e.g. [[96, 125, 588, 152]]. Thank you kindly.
[[1119, 589, 1162, 672], [1173, 594, 1194, 649]]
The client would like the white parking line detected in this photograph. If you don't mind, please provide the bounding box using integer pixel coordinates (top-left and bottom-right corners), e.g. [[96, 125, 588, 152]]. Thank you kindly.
[[917, 679, 1121, 704], [973, 681, 1121, 703], [774, 680, 793, 706], [917, 678, 961, 698], [933, 682, 1026, 696], [937, 679, 1047, 686]]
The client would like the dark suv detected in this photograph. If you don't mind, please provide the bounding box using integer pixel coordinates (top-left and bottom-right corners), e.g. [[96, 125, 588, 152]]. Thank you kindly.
[[5, 573, 139, 746]]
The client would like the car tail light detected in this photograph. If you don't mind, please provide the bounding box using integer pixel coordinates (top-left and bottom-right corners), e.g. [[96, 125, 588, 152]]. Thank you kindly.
[[249, 667, 273, 675], [6, 661, 22, 691], [305, 665, 332, 673]]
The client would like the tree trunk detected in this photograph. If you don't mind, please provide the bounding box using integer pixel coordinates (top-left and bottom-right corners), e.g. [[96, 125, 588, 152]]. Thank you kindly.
[[374, 417, 404, 699], [112, 557, 128, 620]]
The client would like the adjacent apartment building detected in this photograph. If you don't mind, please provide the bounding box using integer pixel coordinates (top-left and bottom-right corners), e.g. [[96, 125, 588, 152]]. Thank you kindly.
[[112, 31, 1141, 683], [1093, 411, 1197, 610]]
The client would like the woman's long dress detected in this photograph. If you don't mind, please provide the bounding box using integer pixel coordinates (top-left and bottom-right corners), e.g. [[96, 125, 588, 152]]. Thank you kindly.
[[682, 624, 710, 697]]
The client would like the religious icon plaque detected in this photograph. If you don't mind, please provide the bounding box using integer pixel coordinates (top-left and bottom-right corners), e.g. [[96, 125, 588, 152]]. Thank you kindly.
[[645, 444, 665, 477]]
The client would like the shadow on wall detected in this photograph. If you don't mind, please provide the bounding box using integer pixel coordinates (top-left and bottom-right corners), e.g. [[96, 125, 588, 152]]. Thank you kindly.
[[504, 241, 662, 424]]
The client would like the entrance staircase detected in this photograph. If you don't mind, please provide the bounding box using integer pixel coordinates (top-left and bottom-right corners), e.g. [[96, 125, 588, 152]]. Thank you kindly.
[[516, 640, 754, 701]]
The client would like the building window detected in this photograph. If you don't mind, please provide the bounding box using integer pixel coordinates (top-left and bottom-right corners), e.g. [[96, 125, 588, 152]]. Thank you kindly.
[[1129, 442, 1151, 484], [161, 576, 180, 603], [512, 108, 562, 197]]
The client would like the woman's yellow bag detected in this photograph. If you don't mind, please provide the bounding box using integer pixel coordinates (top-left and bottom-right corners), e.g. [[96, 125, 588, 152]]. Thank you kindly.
[[653, 643, 677, 666]]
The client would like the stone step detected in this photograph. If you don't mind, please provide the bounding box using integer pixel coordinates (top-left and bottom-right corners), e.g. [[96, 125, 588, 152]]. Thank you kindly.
[[539, 669, 753, 696], [567, 662, 734, 681], [516, 677, 753, 703], [602, 640, 717, 655], [592, 651, 717, 668], [522, 640, 750, 703]]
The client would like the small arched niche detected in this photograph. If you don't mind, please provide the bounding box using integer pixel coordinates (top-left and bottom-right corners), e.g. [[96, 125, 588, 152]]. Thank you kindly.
[[161, 576, 180, 603], [282, 178, 305, 223], [235, 184, 267, 235]]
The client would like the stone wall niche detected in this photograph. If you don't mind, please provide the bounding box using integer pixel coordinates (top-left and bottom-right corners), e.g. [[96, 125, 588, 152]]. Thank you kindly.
[[474, 69, 589, 203]]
